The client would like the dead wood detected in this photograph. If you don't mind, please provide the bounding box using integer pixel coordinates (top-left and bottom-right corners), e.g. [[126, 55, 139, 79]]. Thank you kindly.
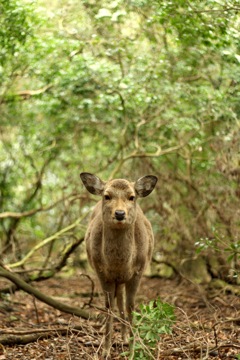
[[0, 333, 48, 346], [0, 325, 94, 345], [0, 266, 94, 320]]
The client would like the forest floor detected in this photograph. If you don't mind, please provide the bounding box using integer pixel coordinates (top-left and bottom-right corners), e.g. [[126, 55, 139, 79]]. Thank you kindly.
[[0, 272, 239, 360]]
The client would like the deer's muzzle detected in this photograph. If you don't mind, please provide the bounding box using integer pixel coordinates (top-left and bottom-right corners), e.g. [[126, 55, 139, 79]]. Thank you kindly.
[[115, 210, 125, 221]]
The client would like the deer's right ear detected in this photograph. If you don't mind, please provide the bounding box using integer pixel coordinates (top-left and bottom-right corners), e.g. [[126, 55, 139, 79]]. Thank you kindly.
[[80, 172, 105, 195], [135, 175, 158, 197]]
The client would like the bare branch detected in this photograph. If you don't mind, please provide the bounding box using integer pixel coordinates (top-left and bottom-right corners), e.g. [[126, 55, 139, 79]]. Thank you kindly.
[[0, 237, 84, 294], [0, 193, 85, 219], [16, 84, 52, 99], [110, 137, 193, 179], [7, 214, 88, 269]]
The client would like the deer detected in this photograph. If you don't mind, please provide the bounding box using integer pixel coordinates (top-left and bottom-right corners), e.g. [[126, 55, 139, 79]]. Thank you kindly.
[[80, 172, 158, 358]]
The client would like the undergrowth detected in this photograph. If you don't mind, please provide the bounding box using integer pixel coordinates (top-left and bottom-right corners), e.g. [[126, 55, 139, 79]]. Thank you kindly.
[[122, 298, 175, 359]]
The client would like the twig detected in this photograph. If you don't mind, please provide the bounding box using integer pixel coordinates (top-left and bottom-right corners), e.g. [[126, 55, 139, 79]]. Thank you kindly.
[[0, 324, 91, 336], [213, 317, 240, 326], [13, 267, 54, 274], [32, 296, 40, 325], [80, 273, 95, 308]]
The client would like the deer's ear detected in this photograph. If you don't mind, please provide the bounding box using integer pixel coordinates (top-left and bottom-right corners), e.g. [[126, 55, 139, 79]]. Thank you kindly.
[[80, 173, 105, 195], [135, 175, 158, 197]]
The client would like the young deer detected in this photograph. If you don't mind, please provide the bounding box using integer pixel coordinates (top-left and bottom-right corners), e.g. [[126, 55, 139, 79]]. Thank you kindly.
[[80, 172, 158, 358]]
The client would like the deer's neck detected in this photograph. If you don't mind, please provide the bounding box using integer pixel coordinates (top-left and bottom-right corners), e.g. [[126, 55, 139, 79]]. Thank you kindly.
[[103, 225, 134, 243], [102, 226, 134, 277], [102, 225, 135, 261]]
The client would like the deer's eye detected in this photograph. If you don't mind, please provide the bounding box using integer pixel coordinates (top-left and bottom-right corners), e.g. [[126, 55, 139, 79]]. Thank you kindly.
[[129, 196, 135, 201], [104, 195, 111, 200]]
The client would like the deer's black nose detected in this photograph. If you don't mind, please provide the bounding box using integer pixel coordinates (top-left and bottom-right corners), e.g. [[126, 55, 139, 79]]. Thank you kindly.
[[115, 210, 125, 221]]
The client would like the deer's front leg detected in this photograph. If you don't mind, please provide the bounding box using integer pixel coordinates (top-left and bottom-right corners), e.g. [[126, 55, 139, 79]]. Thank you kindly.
[[116, 283, 127, 342], [101, 282, 115, 359]]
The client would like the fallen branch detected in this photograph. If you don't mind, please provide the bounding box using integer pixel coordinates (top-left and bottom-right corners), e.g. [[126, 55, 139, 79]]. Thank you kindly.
[[0, 266, 94, 320], [0, 324, 96, 345], [0, 333, 48, 345], [213, 317, 240, 326]]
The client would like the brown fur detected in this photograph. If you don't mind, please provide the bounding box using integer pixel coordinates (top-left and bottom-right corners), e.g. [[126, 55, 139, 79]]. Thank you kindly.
[[80, 173, 158, 358]]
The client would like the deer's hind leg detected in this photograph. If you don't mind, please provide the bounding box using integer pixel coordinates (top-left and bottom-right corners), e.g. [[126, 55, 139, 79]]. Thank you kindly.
[[125, 274, 142, 325]]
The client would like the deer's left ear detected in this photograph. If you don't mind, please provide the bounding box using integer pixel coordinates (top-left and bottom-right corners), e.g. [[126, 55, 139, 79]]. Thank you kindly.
[[135, 175, 158, 197], [80, 172, 105, 196]]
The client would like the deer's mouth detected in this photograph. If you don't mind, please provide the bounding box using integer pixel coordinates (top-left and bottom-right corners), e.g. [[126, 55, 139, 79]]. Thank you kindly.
[[112, 216, 127, 228], [113, 217, 126, 224]]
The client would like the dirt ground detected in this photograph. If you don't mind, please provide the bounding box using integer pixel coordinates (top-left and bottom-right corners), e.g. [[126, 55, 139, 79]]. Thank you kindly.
[[0, 272, 239, 359]]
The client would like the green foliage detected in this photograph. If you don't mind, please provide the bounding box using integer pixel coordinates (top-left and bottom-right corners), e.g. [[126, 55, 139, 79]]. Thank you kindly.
[[124, 298, 175, 359], [0, 0, 39, 93], [195, 228, 240, 280], [0, 0, 239, 280], [0, 0, 33, 63]]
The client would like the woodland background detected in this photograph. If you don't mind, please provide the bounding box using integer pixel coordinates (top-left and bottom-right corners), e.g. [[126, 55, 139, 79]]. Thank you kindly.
[[0, 0, 240, 291]]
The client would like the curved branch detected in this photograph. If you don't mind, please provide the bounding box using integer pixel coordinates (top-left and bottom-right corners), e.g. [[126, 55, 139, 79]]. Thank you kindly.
[[8, 214, 88, 269], [110, 138, 192, 179], [0, 193, 84, 219], [16, 84, 52, 99]]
